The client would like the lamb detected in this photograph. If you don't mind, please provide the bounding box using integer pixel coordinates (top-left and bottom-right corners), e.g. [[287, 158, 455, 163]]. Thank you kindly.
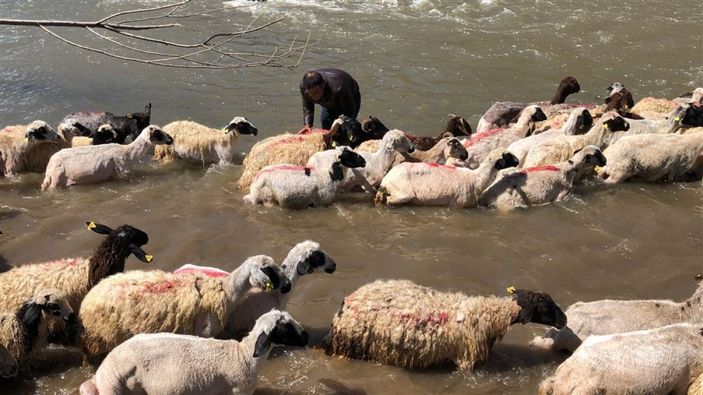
[[374, 149, 519, 207], [520, 112, 631, 168], [58, 103, 151, 144], [306, 130, 415, 192], [358, 114, 472, 152], [41, 125, 173, 191], [538, 324, 703, 395], [79, 255, 291, 362], [79, 310, 308, 395], [324, 280, 566, 370], [154, 116, 258, 166], [0, 120, 67, 177], [507, 107, 594, 166], [0, 289, 77, 376], [462, 105, 547, 169], [531, 278, 703, 353], [598, 130, 703, 183], [237, 116, 368, 190], [243, 147, 367, 209], [479, 146, 606, 210]]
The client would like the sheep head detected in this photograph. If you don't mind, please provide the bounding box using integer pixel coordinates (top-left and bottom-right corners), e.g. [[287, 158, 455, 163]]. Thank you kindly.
[[488, 151, 519, 170], [601, 114, 630, 132], [550, 76, 581, 105], [362, 116, 390, 139], [444, 114, 473, 137], [238, 255, 291, 295], [224, 116, 258, 136], [31, 289, 75, 321], [444, 138, 468, 161], [507, 287, 567, 329], [87, 222, 152, 288], [330, 116, 365, 148], [93, 124, 118, 145], [253, 310, 308, 358], [24, 121, 60, 143], [143, 125, 173, 145], [607, 82, 625, 96], [282, 240, 337, 276], [383, 129, 415, 154]]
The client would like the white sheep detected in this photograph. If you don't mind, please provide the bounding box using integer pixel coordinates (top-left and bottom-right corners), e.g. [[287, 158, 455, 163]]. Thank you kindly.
[[243, 147, 367, 209], [463, 105, 547, 168], [375, 149, 519, 207], [598, 130, 703, 183], [531, 279, 702, 353], [0, 289, 76, 376], [520, 112, 631, 168], [306, 130, 415, 192], [0, 120, 66, 177], [41, 125, 174, 191], [538, 324, 703, 395], [154, 117, 258, 165], [79, 255, 291, 362], [324, 280, 566, 370], [480, 146, 607, 210], [79, 310, 308, 395]]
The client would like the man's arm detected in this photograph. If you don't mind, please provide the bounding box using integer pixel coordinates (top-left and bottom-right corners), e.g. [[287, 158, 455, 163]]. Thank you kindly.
[[301, 87, 315, 127]]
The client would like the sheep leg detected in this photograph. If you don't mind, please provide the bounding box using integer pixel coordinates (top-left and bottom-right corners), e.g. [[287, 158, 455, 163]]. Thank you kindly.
[[548, 327, 581, 352], [351, 168, 376, 193]]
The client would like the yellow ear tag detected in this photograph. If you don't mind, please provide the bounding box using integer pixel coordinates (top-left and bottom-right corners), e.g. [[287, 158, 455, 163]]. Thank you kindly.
[[603, 123, 609, 130], [25, 137, 29, 141], [145, 255, 154, 263], [674, 116, 681, 122], [264, 281, 273, 292], [331, 141, 337, 148], [594, 165, 603, 173], [506, 286, 517, 294], [87, 222, 97, 230]]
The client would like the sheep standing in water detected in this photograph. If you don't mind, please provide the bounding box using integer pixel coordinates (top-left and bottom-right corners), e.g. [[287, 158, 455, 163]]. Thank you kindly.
[[358, 114, 472, 152], [79, 310, 308, 395], [0, 121, 66, 176], [154, 116, 258, 166], [58, 103, 151, 144], [58, 123, 118, 148], [41, 125, 173, 190], [325, 280, 566, 370]]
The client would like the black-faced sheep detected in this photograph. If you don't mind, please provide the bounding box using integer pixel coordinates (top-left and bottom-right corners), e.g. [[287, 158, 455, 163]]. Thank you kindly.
[[538, 324, 703, 395], [324, 280, 566, 370], [58, 103, 151, 144], [237, 116, 368, 190], [41, 125, 173, 191], [359, 114, 473, 152], [0, 121, 66, 177], [79, 310, 308, 395], [243, 147, 367, 209], [480, 146, 606, 210], [79, 255, 291, 363], [59, 123, 118, 148], [375, 149, 519, 207], [154, 117, 258, 166]]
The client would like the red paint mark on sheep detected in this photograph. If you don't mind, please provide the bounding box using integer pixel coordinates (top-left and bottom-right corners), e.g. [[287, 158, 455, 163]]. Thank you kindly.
[[522, 165, 561, 173], [297, 128, 330, 135], [44, 258, 81, 267], [416, 162, 456, 170], [463, 128, 503, 148], [141, 280, 181, 294], [174, 264, 229, 278], [344, 297, 449, 327]]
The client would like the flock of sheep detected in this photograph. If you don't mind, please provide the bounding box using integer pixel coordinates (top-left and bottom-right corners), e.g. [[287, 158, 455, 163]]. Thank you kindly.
[[1, 76, 703, 394]]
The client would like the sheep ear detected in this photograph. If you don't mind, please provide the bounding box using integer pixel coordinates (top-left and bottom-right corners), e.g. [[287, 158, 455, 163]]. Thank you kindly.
[[130, 245, 153, 263], [21, 302, 43, 329], [329, 162, 344, 182], [695, 274, 702, 282], [297, 260, 311, 275], [253, 331, 273, 357], [87, 222, 113, 234]]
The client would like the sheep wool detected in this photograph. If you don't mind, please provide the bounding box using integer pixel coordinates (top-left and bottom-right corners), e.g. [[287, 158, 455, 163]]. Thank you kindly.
[[0, 121, 68, 176], [630, 97, 680, 120]]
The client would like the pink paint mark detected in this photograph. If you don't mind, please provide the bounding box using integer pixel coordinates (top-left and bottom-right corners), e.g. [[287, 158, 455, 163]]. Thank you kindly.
[[418, 162, 456, 170], [463, 128, 503, 148], [141, 279, 181, 294], [174, 264, 229, 278], [522, 165, 560, 173], [43, 258, 80, 267], [297, 128, 330, 135]]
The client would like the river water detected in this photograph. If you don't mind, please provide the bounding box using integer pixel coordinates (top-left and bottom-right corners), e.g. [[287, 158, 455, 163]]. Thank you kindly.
[[1, 0, 702, 394]]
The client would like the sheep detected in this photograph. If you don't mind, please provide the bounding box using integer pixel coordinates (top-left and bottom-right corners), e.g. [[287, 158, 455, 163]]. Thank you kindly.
[[58, 103, 151, 144], [225, 240, 336, 339], [41, 125, 173, 191], [538, 324, 703, 395], [0, 345, 16, 379], [0, 120, 67, 177], [603, 81, 635, 112], [306, 130, 415, 193], [374, 149, 519, 207], [476, 76, 582, 133], [243, 147, 367, 209], [689, 374, 703, 395], [59, 123, 118, 148], [531, 278, 703, 353], [520, 112, 631, 168], [79, 255, 291, 362], [462, 105, 547, 168], [480, 146, 606, 210], [358, 114, 473, 152], [507, 107, 594, 166], [0, 289, 77, 376], [630, 87, 703, 120], [237, 116, 368, 190], [598, 130, 703, 183], [323, 279, 566, 370], [154, 116, 258, 166], [79, 310, 308, 395]]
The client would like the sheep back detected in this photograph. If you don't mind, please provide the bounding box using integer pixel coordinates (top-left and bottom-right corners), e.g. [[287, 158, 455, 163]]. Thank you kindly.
[[326, 279, 519, 370], [0, 125, 69, 175], [238, 132, 327, 190], [155, 120, 238, 165], [631, 97, 679, 120]]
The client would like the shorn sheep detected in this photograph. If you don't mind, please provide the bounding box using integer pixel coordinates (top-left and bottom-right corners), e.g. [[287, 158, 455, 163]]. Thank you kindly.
[[79, 255, 291, 362], [480, 146, 607, 210], [58, 103, 151, 144], [41, 125, 174, 190], [532, 277, 703, 353], [237, 115, 368, 190], [243, 147, 367, 209], [0, 120, 66, 177], [0, 289, 76, 376], [375, 149, 519, 207], [324, 280, 566, 370], [538, 324, 703, 395], [598, 130, 703, 183], [154, 116, 258, 166], [79, 310, 308, 395], [306, 129, 416, 192]]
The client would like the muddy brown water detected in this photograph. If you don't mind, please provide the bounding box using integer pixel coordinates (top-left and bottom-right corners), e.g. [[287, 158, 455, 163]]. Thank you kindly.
[[1, 0, 702, 394]]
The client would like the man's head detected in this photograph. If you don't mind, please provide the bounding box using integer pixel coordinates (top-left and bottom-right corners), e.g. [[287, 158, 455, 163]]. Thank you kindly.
[[303, 71, 326, 101]]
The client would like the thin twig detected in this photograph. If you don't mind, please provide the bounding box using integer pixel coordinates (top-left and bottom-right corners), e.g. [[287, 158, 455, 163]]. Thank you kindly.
[[203, 16, 285, 45], [96, 0, 191, 24]]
